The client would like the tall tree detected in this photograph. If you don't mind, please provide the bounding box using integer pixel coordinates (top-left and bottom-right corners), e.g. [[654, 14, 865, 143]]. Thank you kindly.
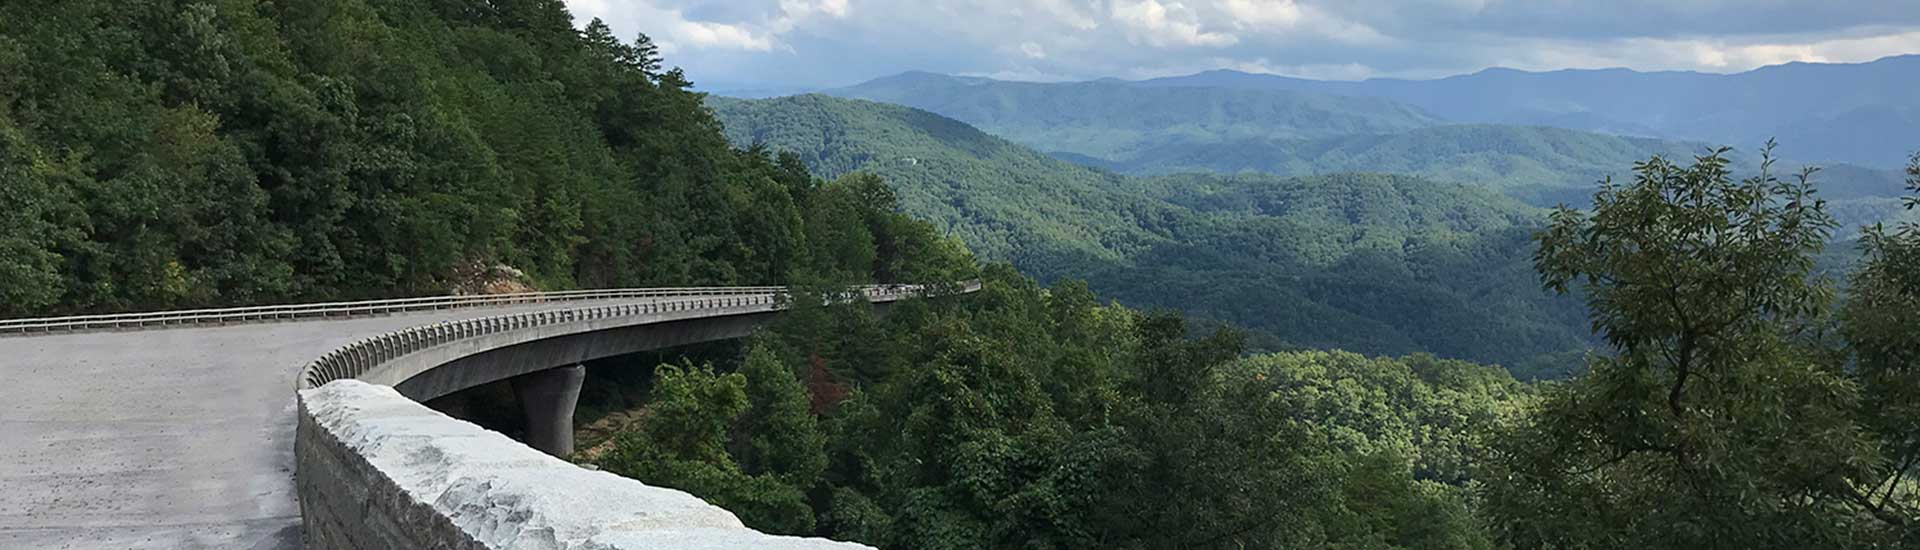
[[1837, 151, 1920, 541], [1484, 146, 1911, 548]]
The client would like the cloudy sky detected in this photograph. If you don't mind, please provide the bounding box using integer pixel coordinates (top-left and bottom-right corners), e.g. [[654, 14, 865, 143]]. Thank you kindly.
[[563, 0, 1920, 90]]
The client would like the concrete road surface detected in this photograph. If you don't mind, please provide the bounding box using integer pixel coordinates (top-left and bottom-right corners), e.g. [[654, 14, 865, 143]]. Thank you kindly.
[[0, 296, 732, 549]]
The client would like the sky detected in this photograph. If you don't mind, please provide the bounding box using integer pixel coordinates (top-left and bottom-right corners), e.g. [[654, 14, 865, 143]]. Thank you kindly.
[[562, 0, 1920, 91]]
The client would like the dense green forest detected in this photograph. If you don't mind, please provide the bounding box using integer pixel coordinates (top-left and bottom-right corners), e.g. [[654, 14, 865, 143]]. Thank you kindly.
[[711, 94, 1593, 375], [1107, 172, 1592, 373], [591, 150, 1920, 549], [706, 94, 1176, 277], [0, 0, 968, 319], [591, 271, 1531, 549], [4, 1, 1916, 548], [1069, 124, 1709, 188]]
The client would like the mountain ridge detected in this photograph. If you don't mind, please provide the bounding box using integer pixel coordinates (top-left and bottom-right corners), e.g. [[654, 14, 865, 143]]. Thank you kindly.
[[707, 93, 1596, 375], [1130, 54, 1920, 167], [823, 72, 1445, 162], [1144, 54, 1920, 86]]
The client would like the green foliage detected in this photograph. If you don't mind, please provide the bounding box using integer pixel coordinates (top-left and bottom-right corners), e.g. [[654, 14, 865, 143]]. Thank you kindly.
[[606, 267, 1526, 550], [1106, 172, 1594, 371], [0, 107, 79, 312], [1836, 152, 1920, 541], [1230, 350, 1531, 485], [0, 0, 970, 317], [1089, 124, 1713, 192], [707, 94, 1178, 275], [1482, 147, 1916, 548], [600, 362, 817, 535], [710, 94, 1597, 374], [734, 344, 828, 486]]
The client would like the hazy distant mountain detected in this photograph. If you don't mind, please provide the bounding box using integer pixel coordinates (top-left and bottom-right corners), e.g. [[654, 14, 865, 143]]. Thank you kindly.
[[697, 82, 819, 99], [707, 93, 1177, 275], [1135, 55, 1920, 168], [828, 64, 1911, 207], [709, 94, 1595, 375], [826, 71, 1441, 161]]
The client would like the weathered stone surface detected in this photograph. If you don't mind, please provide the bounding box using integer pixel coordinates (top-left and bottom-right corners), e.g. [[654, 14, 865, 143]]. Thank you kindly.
[[298, 380, 873, 550]]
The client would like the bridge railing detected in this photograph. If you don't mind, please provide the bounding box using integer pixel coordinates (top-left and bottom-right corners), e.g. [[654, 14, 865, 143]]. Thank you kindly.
[[293, 282, 979, 390], [0, 286, 792, 335]]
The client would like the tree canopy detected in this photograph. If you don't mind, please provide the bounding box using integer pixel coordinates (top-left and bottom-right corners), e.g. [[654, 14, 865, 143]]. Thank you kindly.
[[1481, 147, 1918, 548], [0, 0, 969, 318]]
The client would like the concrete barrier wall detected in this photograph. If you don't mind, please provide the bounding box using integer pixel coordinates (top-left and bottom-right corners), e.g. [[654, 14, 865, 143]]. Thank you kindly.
[[297, 380, 872, 550]]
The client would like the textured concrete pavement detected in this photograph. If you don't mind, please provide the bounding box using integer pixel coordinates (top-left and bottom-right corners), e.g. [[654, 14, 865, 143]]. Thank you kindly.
[[0, 297, 720, 550]]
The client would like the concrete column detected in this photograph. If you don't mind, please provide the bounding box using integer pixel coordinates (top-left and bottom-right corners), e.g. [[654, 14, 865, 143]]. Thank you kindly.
[[510, 364, 585, 456]]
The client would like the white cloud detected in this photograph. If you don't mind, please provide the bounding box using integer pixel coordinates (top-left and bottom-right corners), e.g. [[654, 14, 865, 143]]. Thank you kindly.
[[563, 0, 1920, 89], [1035, 0, 1101, 31], [1020, 42, 1048, 59], [675, 19, 776, 51], [568, 0, 851, 54], [1213, 0, 1391, 47], [1476, 28, 1920, 74], [1110, 0, 1239, 47], [1221, 0, 1302, 28], [773, 0, 851, 33], [1685, 29, 1920, 69], [793, 0, 850, 18]]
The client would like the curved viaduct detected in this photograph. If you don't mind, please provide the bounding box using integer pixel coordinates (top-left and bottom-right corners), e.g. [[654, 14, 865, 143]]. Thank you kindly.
[[0, 283, 976, 550]]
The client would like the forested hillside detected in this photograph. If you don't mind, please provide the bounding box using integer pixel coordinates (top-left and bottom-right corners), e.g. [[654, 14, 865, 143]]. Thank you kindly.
[[1107, 172, 1590, 372], [1080, 124, 1708, 189], [0, 1, 973, 318], [5, 2, 1916, 549], [596, 147, 1920, 548], [710, 94, 1594, 374], [829, 71, 1441, 161], [588, 277, 1534, 549], [706, 94, 1175, 279]]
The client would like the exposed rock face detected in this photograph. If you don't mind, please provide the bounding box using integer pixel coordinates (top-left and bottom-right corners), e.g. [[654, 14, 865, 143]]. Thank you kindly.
[[297, 380, 873, 550], [449, 262, 538, 296]]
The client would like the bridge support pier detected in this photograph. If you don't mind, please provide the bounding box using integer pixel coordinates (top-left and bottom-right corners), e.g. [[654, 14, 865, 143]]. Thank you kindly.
[[510, 364, 585, 457]]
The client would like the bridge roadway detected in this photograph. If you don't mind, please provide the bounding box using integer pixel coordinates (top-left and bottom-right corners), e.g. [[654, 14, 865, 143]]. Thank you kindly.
[[0, 292, 776, 550]]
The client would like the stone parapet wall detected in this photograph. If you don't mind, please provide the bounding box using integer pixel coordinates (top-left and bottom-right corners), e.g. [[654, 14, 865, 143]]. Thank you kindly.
[[296, 380, 872, 550]]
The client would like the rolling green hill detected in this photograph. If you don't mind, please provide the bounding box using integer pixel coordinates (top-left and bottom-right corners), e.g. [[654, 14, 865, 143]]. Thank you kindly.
[[1108, 172, 1591, 373], [1090, 124, 1712, 189], [710, 94, 1594, 375], [706, 94, 1179, 280]]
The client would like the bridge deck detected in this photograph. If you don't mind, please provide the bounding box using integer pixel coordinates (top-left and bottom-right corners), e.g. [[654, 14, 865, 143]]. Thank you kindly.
[[0, 294, 767, 550]]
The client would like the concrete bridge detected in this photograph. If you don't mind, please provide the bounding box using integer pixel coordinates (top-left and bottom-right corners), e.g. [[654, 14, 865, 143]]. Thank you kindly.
[[0, 283, 976, 550]]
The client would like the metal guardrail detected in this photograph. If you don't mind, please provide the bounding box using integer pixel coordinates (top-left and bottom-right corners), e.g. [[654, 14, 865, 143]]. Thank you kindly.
[[0, 286, 790, 335], [294, 282, 978, 391]]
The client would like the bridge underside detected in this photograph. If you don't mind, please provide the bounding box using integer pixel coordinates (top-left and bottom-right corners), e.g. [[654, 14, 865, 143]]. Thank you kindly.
[[398, 310, 784, 456], [393, 310, 782, 402]]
